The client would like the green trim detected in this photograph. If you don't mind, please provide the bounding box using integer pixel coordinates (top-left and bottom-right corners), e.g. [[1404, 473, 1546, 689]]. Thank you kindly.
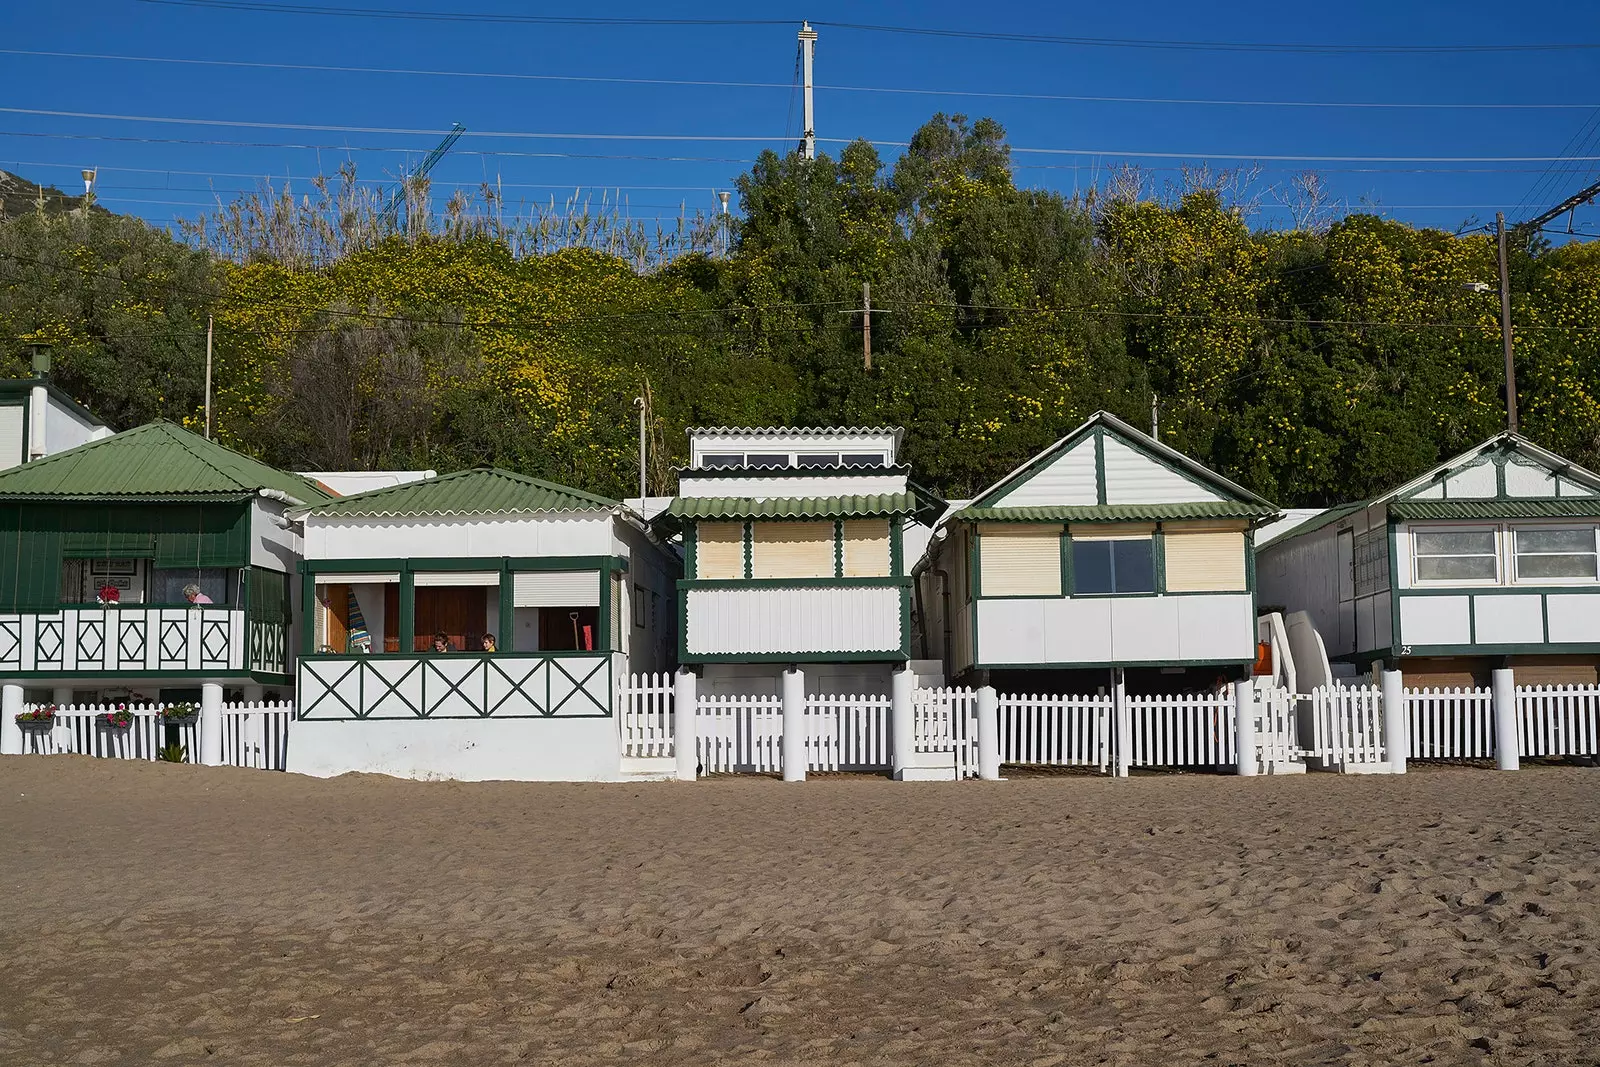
[[1153, 525, 1167, 595], [742, 520, 753, 579], [963, 502, 1275, 523], [890, 516, 904, 576], [301, 570, 315, 657], [1468, 593, 1477, 643], [1400, 642, 1600, 657], [498, 571, 514, 646], [834, 518, 844, 578], [1542, 594, 1551, 642], [974, 658, 1252, 671], [970, 522, 982, 599], [683, 523, 697, 579], [1387, 523, 1401, 658], [1060, 523, 1073, 594], [1497, 456, 1508, 498], [398, 571, 415, 651], [1094, 429, 1107, 506], [679, 576, 909, 591], [300, 555, 624, 573], [598, 559, 613, 652]]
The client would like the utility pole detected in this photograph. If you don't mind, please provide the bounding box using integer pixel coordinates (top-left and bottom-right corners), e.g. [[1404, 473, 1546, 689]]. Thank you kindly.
[[636, 387, 648, 500], [861, 281, 871, 370], [798, 22, 817, 160], [1496, 212, 1518, 434], [1151, 393, 1159, 438], [204, 313, 214, 440]]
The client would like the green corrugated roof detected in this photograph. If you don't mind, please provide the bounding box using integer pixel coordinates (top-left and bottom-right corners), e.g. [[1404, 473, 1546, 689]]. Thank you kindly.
[[1389, 498, 1600, 521], [667, 493, 916, 520], [0, 421, 333, 503], [959, 502, 1278, 523], [297, 466, 619, 518]]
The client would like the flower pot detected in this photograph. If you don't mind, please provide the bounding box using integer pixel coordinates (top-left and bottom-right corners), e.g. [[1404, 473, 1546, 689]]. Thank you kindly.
[[161, 713, 199, 728], [96, 714, 133, 731], [16, 718, 54, 732]]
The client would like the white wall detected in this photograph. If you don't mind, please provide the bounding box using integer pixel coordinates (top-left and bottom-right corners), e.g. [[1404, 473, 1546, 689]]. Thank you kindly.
[[975, 593, 1255, 665], [250, 498, 300, 571], [299, 470, 435, 495], [677, 472, 906, 498], [285, 718, 623, 781], [685, 585, 902, 656], [304, 513, 615, 559], [689, 429, 900, 466], [43, 392, 107, 455], [611, 519, 680, 674]]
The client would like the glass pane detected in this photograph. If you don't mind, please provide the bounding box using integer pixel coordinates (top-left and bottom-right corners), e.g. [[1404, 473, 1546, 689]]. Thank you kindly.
[[1071, 541, 1114, 594], [841, 453, 885, 468], [746, 453, 789, 469], [1516, 528, 1595, 554], [1518, 553, 1597, 579], [701, 453, 742, 469], [1415, 530, 1495, 556], [1416, 556, 1498, 581], [1113, 540, 1156, 593], [153, 567, 229, 605], [796, 453, 838, 468]]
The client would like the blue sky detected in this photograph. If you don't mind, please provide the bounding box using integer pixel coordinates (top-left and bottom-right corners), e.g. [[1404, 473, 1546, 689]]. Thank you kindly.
[[3, 0, 1600, 240]]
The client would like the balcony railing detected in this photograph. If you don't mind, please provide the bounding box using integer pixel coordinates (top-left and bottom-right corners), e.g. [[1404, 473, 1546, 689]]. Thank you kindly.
[[297, 651, 615, 720], [0, 607, 255, 675]]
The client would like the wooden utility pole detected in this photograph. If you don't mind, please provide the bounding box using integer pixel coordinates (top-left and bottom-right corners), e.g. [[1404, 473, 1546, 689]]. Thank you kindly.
[[1496, 212, 1518, 434], [636, 381, 650, 500], [204, 313, 214, 440], [861, 282, 872, 370]]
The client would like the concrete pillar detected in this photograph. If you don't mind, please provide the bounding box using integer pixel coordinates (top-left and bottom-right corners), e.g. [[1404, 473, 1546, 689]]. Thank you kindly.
[[1234, 680, 1257, 777], [673, 668, 698, 782], [1381, 669, 1407, 774], [780, 667, 806, 782], [200, 682, 224, 767], [1, 683, 23, 755], [51, 687, 74, 709], [890, 666, 915, 777], [1112, 668, 1130, 778], [976, 684, 1001, 781], [1492, 667, 1520, 772]]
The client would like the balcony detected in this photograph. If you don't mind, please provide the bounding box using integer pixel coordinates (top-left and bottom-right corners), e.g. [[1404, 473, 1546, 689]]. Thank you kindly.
[[0, 606, 273, 675], [681, 578, 909, 660], [297, 651, 616, 720]]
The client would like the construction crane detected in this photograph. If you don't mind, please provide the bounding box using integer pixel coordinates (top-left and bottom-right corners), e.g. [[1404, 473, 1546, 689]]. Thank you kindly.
[[379, 122, 466, 234]]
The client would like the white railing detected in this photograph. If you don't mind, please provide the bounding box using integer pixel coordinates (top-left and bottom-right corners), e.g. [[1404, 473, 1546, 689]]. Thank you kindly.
[[13, 702, 292, 770], [617, 671, 675, 758], [0, 607, 246, 673], [696, 694, 784, 773], [1125, 691, 1236, 768], [997, 692, 1111, 772], [1305, 685, 1387, 769], [806, 693, 892, 771], [913, 686, 977, 778], [1406, 686, 1494, 760], [1255, 685, 1301, 771], [1516, 684, 1600, 758]]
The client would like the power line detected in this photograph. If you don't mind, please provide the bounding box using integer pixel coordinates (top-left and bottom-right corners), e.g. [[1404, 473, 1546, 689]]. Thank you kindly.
[[133, 0, 1600, 55], [3, 48, 1593, 111]]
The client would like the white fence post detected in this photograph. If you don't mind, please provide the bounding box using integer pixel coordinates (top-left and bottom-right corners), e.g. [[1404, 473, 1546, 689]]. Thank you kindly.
[[1381, 669, 1407, 774], [673, 668, 698, 782], [1492, 668, 1519, 771], [199, 682, 224, 767], [1112, 669, 1130, 777], [780, 668, 806, 782], [1234, 680, 1257, 777], [0, 683, 22, 755], [891, 667, 914, 777], [976, 685, 1001, 781]]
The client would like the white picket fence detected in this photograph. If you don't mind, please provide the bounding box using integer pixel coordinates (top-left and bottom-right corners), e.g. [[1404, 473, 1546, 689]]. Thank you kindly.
[[617, 671, 675, 758], [1125, 691, 1237, 768], [12, 702, 293, 770], [1406, 686, 1495, 760], [807, 693, 894, 771], [695, 693, 784, 773], [997, 692, 1111, 771], [1305, 685, 1387, 769], [1516, 684, 1600, 758], [913, 686, 978, 778]]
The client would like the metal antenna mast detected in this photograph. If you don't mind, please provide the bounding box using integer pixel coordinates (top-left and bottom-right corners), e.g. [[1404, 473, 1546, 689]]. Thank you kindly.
[[798, 22, 817, 160]]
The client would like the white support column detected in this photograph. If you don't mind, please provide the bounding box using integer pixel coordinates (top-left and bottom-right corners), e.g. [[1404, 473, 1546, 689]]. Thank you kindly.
[[1, 684, 23, 755], [976, 684, 1001, 781], [1112, 668, 1130, 777], [199, 682, 224, 767], [1234, 680, 1257, 777], [673, 668, 698, 782], [781, 667, 806, 782], [242, 683, 264, 705], [1492, 667, 1520, 771], [51, 687, 74, 708], [890, 666, 914, 777], [28, 383, 47, 460], [1381, 669, 1407, 774]]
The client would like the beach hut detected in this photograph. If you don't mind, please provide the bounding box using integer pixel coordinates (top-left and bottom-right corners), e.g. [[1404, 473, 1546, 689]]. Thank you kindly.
[[0, 421, 330, 711], [661, 427, 945, 699], [1258, 431, 1600, 688], [287, 466, 679, 781], [914, 412, 1280, 695]]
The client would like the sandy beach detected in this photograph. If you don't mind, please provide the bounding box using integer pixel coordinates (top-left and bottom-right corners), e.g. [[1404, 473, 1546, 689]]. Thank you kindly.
[[3, 759, 1599, 1065]]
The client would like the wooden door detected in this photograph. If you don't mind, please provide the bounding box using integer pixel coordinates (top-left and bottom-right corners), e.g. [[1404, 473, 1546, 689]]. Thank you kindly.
[[413, 587, 488, 651], [539, 606, 599, 651], [318, 583, 351, 653]]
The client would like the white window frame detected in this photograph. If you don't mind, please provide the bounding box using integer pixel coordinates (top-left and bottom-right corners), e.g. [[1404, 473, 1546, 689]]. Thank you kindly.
[[1510, 522, 1600, 586], [1410, 523, 1501, 586]]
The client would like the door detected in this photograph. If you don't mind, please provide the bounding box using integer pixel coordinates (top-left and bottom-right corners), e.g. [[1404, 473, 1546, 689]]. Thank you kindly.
[[413, 587, 488, 651], [539, 606, 599, 651]]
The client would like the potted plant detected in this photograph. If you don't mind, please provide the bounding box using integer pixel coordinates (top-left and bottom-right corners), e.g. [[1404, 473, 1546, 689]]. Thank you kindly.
[[97, 704, 134, 731], [160, 702, 199, 727], [14, 704, 56, 733]]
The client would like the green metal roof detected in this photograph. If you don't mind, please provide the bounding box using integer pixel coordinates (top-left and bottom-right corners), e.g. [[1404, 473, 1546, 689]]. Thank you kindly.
[[0, 421, 333, 504], [959, 502, 1278, 523], [296, 466, 620, 518], [1389, 498, 1600, 521], [667, 493, 916, 521]]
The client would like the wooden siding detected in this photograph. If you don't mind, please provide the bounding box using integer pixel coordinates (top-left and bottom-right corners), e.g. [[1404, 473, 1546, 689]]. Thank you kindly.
[[842, 518, 891, 577], [1101, 435, 1224, 505], [1163, 528, 1247, 592], [684, 585, 903, 655], [979, 523, 1061, 597], [750, 521, 835, 579], [695, 521, 745, 579]]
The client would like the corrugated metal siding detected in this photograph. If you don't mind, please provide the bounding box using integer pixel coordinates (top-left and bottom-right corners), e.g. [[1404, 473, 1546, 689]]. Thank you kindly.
[[1101, 436, 1224, 505], [751, 521, 835, 578], [979, 523, 1061, 597], [685, 585, 902, 654], [695, 521, 745, 579], [669, 493, 913, 520], [842, 518, 890, 577], [994, 439, 1098, 507], [1163, 529, 1247, 592], [0, 405, 23, 471], [513, 570, 599, 607]]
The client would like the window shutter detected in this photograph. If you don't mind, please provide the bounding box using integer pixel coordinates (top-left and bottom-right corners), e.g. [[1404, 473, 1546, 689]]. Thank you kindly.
[[513, 571, 599, 607], [1163, 528, 1246, 592], [979, 523, 1061, 597], [412, 571, 500, 587], [751, 521, 835, 579], [842, 518, 890, 577], [695, 521, 745, 579]]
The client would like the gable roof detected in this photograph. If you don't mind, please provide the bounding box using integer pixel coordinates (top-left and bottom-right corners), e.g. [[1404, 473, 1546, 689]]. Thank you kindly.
[[0, 421, 333, 504], [295, 466, 620, 519], [966, 411, 1275, 515]]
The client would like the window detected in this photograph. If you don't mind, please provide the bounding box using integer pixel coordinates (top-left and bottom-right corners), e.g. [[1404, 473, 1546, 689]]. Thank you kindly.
[[1353, 529, 1390, 597], [1515, 527, 1598, 580], [797, 452, 838, 468], [841, 452, 885, 468], [745, 453, 789, 469], [633, 583, 647, 627], [153, 567, 230, 605], [1413, 529, 1497, 582], [979, 524, 1061, 597], [700, 453, 743, 469], [1071, 539, 1156, 595]]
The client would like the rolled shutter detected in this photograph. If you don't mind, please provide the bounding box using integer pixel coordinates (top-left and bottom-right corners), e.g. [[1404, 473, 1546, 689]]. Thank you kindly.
[[513, 571, 600, 607], [979, 523, 1061, 597], [695, 521, 745, 579], [314, 571, 399, 585], [1163, 528, 1246, 592], [413, 571, 500, 587], [751, 521, 835, 579], [842, 519, 890, 577]]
